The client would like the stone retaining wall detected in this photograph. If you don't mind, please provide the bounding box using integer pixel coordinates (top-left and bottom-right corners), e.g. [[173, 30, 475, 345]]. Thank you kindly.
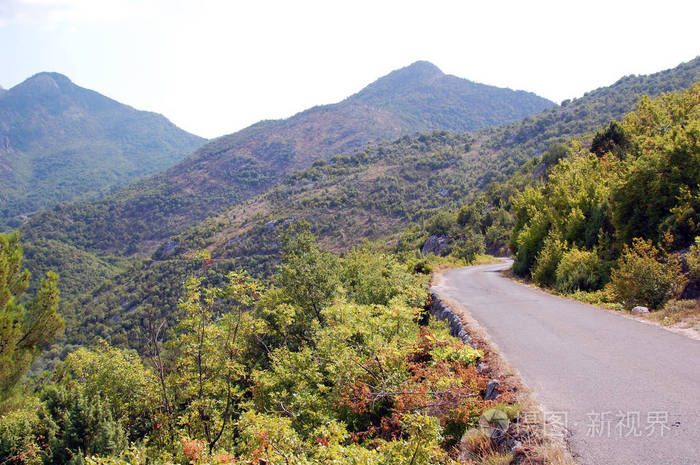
[[429, 291, 475, 348]]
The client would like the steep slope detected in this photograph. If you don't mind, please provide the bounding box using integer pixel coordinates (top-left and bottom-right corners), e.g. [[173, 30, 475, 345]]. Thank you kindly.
[[0, 72, 205, 228], [59, 57, 700, 350], [165, 57, 700, 264], [21, 62, 554, 255]]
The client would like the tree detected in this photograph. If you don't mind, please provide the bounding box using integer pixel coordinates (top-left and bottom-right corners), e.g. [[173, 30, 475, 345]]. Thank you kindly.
[[170, 271, 263, 453], [612, 83, 700, 248], [0, 232, 63, 402], [274, 221, 339, 325], [590, 121, 629, 159]]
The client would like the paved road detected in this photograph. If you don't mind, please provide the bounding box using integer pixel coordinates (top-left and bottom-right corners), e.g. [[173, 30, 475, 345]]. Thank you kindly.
[[432, 260, 700, 465]]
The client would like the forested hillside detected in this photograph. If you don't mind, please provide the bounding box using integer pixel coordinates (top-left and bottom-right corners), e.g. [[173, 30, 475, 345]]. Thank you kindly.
[[0, 73, 204, 228], [20, 61, 554, 256], [48, 57, 700, 351], [413, 80, 700, 318]]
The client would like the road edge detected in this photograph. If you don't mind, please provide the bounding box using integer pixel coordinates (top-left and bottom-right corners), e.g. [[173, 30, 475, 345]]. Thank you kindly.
[[431, 270, 577, 465]]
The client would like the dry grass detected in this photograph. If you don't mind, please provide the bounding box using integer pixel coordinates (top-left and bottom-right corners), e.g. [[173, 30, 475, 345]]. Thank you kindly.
[[647, 299, 700, 333], [432, 274, 576, 465]]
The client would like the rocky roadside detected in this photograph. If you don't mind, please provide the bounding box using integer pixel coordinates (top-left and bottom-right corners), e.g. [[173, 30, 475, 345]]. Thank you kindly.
[[428, 278, 576, 465]]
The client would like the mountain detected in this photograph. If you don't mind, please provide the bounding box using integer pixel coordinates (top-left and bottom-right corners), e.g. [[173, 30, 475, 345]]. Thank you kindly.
[[163, 53, 700, 265], [58, 57, 700, 351], [348, 61, 552, 131], [0, 72, 205, 228], [21, 62, 554, 255]]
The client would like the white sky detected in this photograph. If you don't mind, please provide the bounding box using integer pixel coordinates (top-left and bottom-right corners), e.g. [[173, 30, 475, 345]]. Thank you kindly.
[[1, 0, 698, 138]]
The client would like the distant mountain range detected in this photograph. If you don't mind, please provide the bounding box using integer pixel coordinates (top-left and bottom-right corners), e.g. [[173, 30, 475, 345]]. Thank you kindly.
[[21, 61, 554, 255], [0, 72, 205, 228], [52, 56, 700, 351], [158, 57, 700, 267], [14, 55, 699, 353]]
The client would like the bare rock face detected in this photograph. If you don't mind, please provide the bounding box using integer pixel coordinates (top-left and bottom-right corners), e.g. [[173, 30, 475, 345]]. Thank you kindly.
[[422, 234, 449, 256], [631, 306, 649, 315]]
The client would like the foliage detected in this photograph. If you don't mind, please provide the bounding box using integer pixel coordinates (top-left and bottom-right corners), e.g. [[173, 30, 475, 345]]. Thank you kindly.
[[274, 221, 340, 324], [0, 397, 56, 465], [611, 83, 700, 248], [511, 151, 618, 279], [686, 237, 700, 279], [339, 243, 420, 306], [0, 232, 63, 403], [451, 229, 486, 263], [609, 237, 686, 309], [541, 142, 570, 167], [590, 121, 629, 158], [1, 230, 503, 464], [554, 247, 606, 293], [510, 83, 700, 313], [167, 271, 264, 452], [531, 234, 567, 287]]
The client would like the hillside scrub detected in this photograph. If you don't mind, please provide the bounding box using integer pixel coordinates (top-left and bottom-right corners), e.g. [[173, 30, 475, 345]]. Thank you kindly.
[[0, 227, 525, 465], [510, 84, 700, 308], [17, 60, 700, 348], [554, 247, 606, 294], [609, 237, 686, 309]]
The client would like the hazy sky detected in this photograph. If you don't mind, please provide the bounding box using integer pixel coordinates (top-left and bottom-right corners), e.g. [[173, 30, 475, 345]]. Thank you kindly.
[[1, 0, 698, 138]]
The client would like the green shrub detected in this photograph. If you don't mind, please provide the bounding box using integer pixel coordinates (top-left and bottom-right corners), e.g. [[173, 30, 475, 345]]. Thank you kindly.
[[426, 211, 458, 236], [531, 234, 567, 287], [451, 229, 485, 263], [610, 238, 687, 309], [0, 399, 56, 465], [411, 257, 433, 275], [555, 247, 606, 293], [686, 237, 700, 279]]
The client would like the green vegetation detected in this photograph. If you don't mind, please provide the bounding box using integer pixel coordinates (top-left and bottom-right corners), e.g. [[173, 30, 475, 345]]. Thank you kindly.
[[609, 237, 686, 309], [1, 226, 514, 464], [18, 57, 698, 356], [3, 57, 700, 464], [510, 83, 700, 309], [0, 232, 63, 403], [0, 73, 204, 229], [20, 61, 554, 258]]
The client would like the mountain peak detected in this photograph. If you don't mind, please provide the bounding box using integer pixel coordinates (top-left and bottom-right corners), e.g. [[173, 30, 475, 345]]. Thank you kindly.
[[350, 61, 445, 102], [30, 71, 72, 82], [10, 71, 74, 97], [398, 60, 444, 78]]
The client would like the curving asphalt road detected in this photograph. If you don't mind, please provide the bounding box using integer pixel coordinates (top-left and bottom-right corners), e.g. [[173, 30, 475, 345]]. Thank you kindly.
[[432, 260, 700, 465]]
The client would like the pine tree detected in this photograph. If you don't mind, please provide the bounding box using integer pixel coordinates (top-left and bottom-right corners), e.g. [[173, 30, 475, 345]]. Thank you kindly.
[[0, 232, 63, 402]]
